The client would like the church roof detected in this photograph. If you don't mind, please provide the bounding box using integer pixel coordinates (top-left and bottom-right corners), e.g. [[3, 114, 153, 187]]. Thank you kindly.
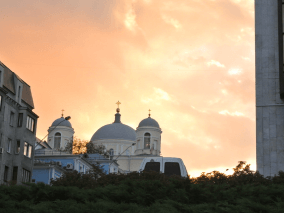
[[91, 108, 136, 142], [138, 117, 160, 128], [91, 123, 136, 141], [51, 117, 72, 128]]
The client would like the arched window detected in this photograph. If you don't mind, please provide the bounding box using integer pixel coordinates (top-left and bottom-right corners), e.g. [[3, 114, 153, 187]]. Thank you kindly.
[[144, 133, 151, 149], [110, 148, 114, 156], [54, 132, 61, 149]]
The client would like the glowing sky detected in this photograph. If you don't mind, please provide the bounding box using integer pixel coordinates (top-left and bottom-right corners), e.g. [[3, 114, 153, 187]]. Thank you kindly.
[[0, 0, 255, 177]]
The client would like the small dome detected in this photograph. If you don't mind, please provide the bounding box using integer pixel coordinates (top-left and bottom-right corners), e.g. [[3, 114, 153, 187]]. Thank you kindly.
[[51, 117, 72, 128], [138, 117, 160, 128], [91, 123, 136, 141]]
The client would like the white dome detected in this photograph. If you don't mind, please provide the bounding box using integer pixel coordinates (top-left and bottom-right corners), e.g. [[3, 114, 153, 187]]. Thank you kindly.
[[51, 117, 72, 128]]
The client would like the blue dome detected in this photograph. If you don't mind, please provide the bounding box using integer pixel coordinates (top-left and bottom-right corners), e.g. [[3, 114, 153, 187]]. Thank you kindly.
[[51, 117, 72, 128], [138, 117, 160, 128], [91, 123, 136, 141]]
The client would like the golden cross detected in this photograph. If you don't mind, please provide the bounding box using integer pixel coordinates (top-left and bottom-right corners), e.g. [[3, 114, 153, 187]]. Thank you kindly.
[[148, 109, 151, 117], [61, 109, 64, 117], [116, 101, 121, 108]]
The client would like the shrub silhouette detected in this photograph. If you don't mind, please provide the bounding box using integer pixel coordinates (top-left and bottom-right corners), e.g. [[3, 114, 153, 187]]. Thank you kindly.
[[2, 162, 284, 212]]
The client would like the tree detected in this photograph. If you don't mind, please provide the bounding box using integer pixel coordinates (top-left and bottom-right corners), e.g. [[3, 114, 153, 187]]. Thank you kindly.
[[50, 163, 106, 188], [63, 136, 109, 158]]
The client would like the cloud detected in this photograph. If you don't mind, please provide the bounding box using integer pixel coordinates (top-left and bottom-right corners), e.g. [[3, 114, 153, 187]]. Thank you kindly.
[[162, 15, 182, 29], [228, 68, 242, 75], [219, 110, 244, 117], [0, 0, 256, 176], [207, 60, 225, 68]]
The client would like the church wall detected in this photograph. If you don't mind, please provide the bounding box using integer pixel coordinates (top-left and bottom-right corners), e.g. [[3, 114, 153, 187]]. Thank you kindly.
[[255, 0, 284, 177], [94, 139, 136, 156], [136, 127, 161, 156], [48, 126, 74, 150]]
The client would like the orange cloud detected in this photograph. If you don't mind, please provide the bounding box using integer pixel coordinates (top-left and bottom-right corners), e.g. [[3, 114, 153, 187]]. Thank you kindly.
[[0, 0, 255, 176]]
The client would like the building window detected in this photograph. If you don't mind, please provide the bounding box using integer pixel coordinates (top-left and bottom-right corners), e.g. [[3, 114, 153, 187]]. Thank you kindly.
[[109, 148, 114, 156], [54, 132, 61, 149], [28, 145, 32, 158], [26, 116, 35, 132], [24, 142, 32, 158], [22, 169, 31, 183], [24, 142, 28, 156], [144, 133, 151, 149], [7, 138, 11, 153], [18, 113, 23, 127], [15, 140, 20, 154], [12, 167, 18, 182], [10, 112, 14, 127], [4, 166, 9, 182]]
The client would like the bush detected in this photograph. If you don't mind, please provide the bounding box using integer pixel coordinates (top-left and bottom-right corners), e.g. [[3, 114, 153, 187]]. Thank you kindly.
[[3, 162, 284, 212]]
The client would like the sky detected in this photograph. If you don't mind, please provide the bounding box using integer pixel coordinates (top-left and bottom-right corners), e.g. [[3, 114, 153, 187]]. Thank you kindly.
[[0, 0, 255, 177]]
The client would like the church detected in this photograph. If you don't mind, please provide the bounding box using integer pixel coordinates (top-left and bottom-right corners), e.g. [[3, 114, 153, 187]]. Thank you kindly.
[[90, 101, 162, 173], [45, 101, 162, 174]]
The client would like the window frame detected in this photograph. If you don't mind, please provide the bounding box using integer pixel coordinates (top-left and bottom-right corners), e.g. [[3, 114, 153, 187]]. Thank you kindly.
[[15, 140, 20, 154], [12, 166, 18, 182], [22, 168, 31, 183], [26, 115, 35, 132], [24, 142, 28, 157], [144, 133, 151, 149], [18, 113, 23, 127], [54, 132, 61, 149], [7, 138, 11, 153], [4, 166, 9, 182], [9, 112, 14, 127]]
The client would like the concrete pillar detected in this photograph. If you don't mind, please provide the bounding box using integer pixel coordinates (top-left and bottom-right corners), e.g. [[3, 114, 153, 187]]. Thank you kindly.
[[256, 0, 284, 177]]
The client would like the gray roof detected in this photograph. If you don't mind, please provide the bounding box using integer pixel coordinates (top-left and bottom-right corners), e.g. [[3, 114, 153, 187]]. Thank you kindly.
[[0, 61, 34, 108], [51, 117, 72, 128], [91, 123, 136, 141], [138, 117, 160, 128]]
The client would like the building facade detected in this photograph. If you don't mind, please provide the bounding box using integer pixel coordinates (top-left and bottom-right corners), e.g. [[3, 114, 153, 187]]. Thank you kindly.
[[90, 107, 162, 173], [0, 61, 38, 184]]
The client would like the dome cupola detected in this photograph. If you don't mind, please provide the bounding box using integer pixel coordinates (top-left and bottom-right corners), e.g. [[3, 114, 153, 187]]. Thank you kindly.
[[90, 102, 136, 142], [51, 117, 72, 128]]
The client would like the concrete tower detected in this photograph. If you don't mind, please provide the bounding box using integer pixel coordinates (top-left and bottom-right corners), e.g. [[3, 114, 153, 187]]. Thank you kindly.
[[255, 1, 284, 177]]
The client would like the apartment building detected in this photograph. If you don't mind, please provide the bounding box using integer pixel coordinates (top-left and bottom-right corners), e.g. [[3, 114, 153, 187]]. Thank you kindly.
[[0, 61, 38, 184]]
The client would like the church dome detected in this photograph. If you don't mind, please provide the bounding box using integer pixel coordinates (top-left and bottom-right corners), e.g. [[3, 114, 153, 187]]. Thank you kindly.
[[51, 117, 72, 128], [91, 123, 136, 141], [138, 117, 160, 128], [91, 106, 136, 142]]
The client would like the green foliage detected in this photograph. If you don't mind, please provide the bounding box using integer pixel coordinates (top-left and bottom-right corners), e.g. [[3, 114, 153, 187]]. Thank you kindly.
[[4, 162, 284, 212]]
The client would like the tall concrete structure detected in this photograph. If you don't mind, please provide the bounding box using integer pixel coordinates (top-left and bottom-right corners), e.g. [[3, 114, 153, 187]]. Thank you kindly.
[[255, 1, 284, 177], [0, 61, 38, 184]]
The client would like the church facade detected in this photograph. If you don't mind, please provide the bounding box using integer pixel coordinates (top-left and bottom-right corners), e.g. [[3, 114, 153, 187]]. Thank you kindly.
[[90, 105, 162, 173], [42, 103, 162, 174]]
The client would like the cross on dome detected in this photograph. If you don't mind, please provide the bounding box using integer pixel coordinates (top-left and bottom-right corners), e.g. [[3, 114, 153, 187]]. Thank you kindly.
[[148, 109, 151, 117], [61, 109, 64, 117], [116, 101, 121, 108], [116, 101, 121, 113]]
